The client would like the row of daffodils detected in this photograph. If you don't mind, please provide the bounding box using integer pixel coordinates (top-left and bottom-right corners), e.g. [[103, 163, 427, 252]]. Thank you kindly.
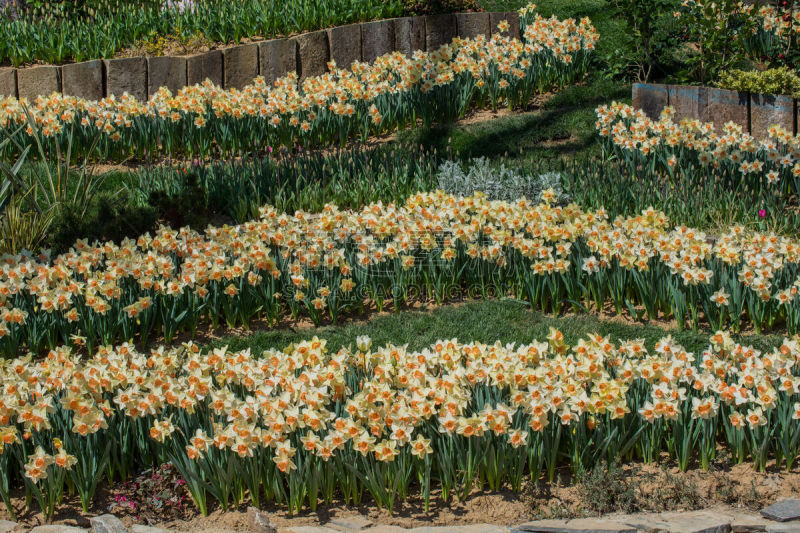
[[595, 102, 800, 199], [0, 5, 597, 161], [0, 330, 798, 519], [2, 191, 800, 357]]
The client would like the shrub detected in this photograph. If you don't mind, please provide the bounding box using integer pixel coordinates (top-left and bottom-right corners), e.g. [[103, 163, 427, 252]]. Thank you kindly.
[[716, 67, 800, 96], [436, 157, 569, 204]]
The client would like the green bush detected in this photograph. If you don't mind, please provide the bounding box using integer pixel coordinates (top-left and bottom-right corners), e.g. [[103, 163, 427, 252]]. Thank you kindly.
[[716, 67, 800, 97]]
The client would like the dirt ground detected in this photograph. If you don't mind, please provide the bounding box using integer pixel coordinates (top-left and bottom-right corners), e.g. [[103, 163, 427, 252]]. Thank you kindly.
[[1, 457, 798, 531]]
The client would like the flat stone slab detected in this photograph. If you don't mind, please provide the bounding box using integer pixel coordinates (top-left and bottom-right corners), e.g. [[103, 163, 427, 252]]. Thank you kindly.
[[515, 518, 635, 533], [426, 13, 456, 50], [131, 526, 170, 533], [361, 527, 407, 533], [279, 527, 339, 533], [295, 30, 330, 79], [90, 514, 127, 533], [327, 24, 362, 70], [763, 501, 800, 523], [767, 525, 800, 533], [361, 19, 395, 64], [395, 16, 426, 56], [0, 67, 16, 97], [700, 87, 748, 134], [751, 93, 794, 139], [410, 527, 508, 533], [667, 84, 705, 124], [630, 511, 731, 533], [329, 516, 373, 531], [105, 57, 147, 101], [632, 83, 668, 120], [490, 12, 520, 39], [62, 60, 103, 100], [148, 55, 187, 96], [17, 65, 60, 100], [729, 512, 772, 532], [456, 12, 490, 39], [187, 50, 222, 86], [248, 506, 277, 533], [0, 520, 18, 533], [259, 38, 297, 86], [223, 43, 259, 90], [30, 527, 89, 533]]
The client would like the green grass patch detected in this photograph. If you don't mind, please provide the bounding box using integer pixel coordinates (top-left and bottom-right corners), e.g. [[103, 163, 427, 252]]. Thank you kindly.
[[396, 78, 630, 162], [213, 299, 782, 355]]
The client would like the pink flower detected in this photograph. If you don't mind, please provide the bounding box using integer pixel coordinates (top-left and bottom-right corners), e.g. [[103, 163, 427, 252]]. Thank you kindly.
[[758, 209, 767, 218]]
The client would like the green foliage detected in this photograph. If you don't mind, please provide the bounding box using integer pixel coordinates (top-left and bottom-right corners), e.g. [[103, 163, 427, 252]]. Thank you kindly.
[[717, 67, 800, 97], [132, 145, 442, 223], [0, 0, 405, 65], [401, 0, 483, 15], [676, 0, 758, 83], [603, 0, 681, 82], [46, 191, 158, 254]]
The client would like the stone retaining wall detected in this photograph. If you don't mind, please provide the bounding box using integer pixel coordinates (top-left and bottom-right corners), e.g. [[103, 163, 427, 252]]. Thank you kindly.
[[0, 11, 519, 101], [632, 83, 799, 139]]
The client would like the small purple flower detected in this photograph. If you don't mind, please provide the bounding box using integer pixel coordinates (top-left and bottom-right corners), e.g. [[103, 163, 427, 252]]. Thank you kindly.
[[758, 209, 767, 219]]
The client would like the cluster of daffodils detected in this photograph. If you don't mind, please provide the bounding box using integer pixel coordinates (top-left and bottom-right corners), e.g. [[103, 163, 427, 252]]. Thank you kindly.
[[0, 5, 597, 162], [595, 102, 800, 198], [2, 191, 800, 357], [0, 329, 798, 518]]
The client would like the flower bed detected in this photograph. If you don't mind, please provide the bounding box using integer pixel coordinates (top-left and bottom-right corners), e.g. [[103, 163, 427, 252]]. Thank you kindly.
[[0, 7, 597, 162], [1, 191, 799, 359], [0, 329, 797, 520]]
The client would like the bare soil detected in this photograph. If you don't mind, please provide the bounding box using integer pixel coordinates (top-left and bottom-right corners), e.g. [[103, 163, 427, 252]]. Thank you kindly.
[[1, 458, 798, 530]]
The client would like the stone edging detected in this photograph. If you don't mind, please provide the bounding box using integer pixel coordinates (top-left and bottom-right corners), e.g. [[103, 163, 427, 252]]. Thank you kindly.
[[0, 12, 519, 102], [632, 83, 798, 139], [5, 501, 800, 533]]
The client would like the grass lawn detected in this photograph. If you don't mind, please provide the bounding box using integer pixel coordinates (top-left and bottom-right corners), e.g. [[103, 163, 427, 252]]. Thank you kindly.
[[396, 79, 630, 163], [213, 299, 783, 355]]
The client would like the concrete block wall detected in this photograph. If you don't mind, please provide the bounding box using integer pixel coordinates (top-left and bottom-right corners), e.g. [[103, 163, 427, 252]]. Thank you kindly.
[[632, 83, 798, 139], [0, 11, 521, 101]]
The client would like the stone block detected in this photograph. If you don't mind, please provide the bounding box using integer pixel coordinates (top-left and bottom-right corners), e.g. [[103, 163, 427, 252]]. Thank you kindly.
[[700, 87, 749, 134], [0, 520, 17, 533], [667, 84, 706, 123], [490, 11, 520, 39], [16, 65, 60, 101], [294, 30, 329, 79], [328, 516, 373, 532], [327, 24, 362, 69], [90, 514, 127, 533], [751, 93, 794, 139], [29, 527, 89, 533], [514, 518, 636, 533], [259, 38, 297, 86], [105, 57, 147, 101], [395, 16, 426, 56], [278, 528, 337, 533], [455, 12, 491, 39], [187, 50, 222, 86], [361, 19, 395, 64], [62, 60, 103, 100], [651, 511, 732, 533], [632, 83, 668, 120], [130, 527, 169, 533], [0, 68, 17, 98], [425, 13, 456, 51], [762, 500, 800, 523], [729, 512, 772, 533], [767, 525, 800, 533], [248, 507, 277, 533], [147, 55, 186, 96], [223, 43, 259, 90]]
